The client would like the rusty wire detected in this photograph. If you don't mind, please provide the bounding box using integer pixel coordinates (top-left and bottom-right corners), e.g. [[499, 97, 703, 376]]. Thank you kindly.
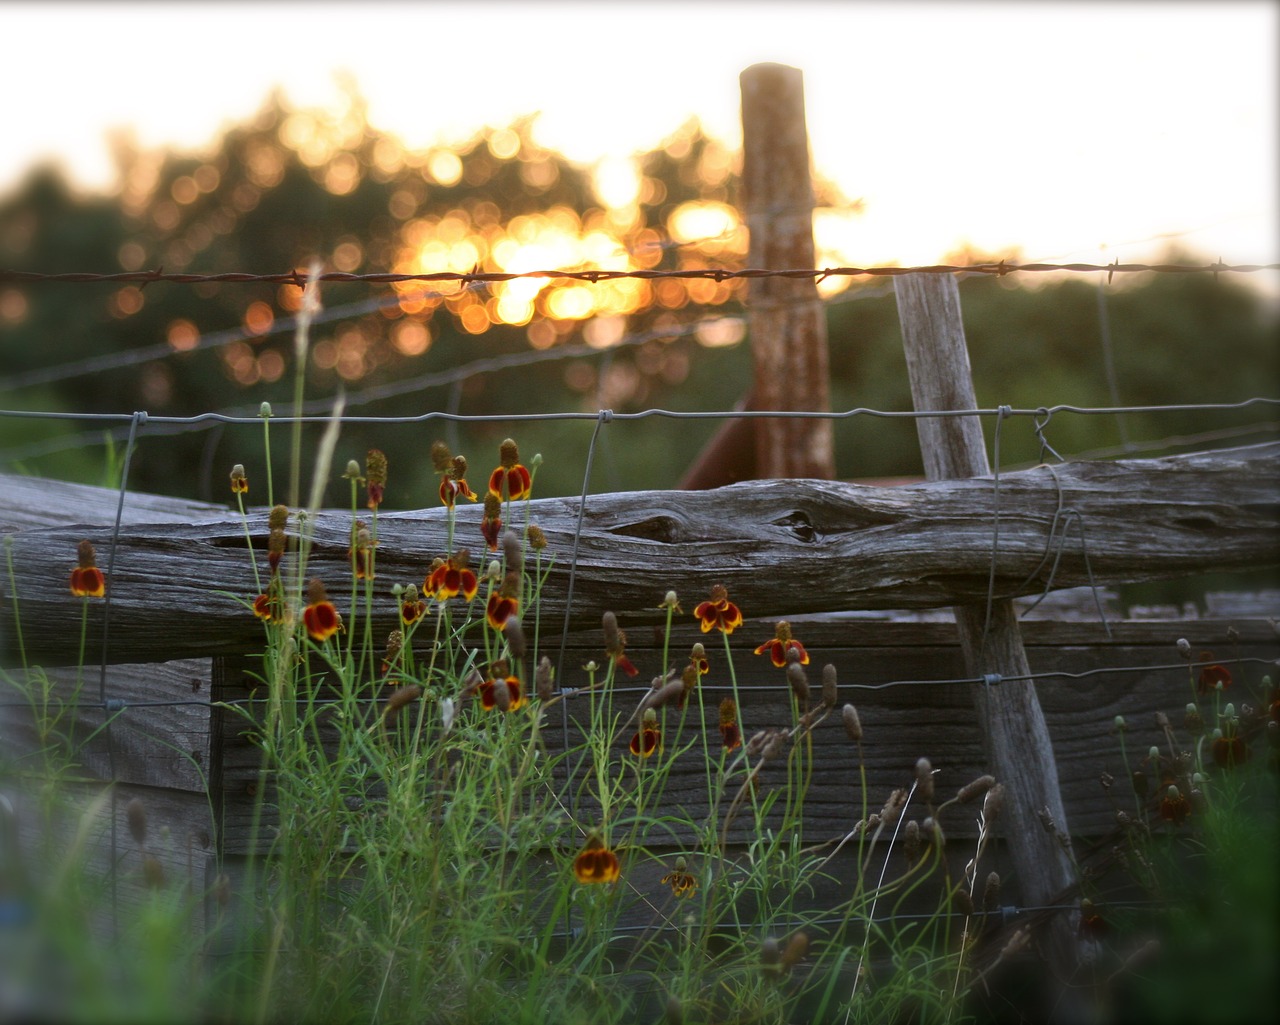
[[1, 260, 1277, 289]]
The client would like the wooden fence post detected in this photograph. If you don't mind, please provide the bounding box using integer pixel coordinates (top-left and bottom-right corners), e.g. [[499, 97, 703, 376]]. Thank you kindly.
[[893, 273, 1082, 999], [739, 63, 835, 480]]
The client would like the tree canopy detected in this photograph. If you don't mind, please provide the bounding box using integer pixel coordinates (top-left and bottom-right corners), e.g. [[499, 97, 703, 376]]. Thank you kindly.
[[0, 88, 1274, 506]]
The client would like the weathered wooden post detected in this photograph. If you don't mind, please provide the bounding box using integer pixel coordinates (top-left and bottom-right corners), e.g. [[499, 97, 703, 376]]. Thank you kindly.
[[738, 62, 835, 480], [893, 274, 1082, 1000]]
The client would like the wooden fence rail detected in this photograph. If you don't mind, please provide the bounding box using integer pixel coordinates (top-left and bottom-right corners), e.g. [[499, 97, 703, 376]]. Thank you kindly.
[[1, 441, 1276, 667]]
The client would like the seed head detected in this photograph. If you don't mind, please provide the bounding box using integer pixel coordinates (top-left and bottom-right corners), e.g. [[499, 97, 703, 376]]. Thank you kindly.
[[126, 797, 147, 847], [841, 704, 862, 743], [786, 660, 810, 707], [536, 656, 555, 701], [956, 774, 996, 804], [914, 757, 935, 803], [821, 664, 838, 709], [502, 528, 523, 576]]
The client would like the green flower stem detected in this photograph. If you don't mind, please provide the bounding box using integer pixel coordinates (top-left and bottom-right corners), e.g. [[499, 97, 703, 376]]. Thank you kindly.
[[236, 491, 262, 596]]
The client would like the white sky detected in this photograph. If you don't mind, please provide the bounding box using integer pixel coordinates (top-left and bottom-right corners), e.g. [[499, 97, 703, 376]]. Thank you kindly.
[[2, 0, 1277, 268]]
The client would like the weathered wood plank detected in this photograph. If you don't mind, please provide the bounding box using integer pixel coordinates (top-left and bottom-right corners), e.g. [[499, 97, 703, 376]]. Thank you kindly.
[[208, 617, 1277, 855], [3, 444, 1277, 665], [1, 659, 212, 793]]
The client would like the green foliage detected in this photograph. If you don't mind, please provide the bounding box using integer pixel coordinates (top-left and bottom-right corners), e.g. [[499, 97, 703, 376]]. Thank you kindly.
[[2, 93, 1273, 503]]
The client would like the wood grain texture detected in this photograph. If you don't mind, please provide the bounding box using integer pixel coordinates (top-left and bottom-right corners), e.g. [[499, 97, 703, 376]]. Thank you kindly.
[[739, 62, 834, 479], [2, 443, 1277, 666], [894, 271, 1078, 995]]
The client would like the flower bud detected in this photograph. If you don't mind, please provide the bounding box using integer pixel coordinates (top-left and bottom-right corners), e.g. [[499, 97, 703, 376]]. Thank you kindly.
[[821, 664, 838, 709], [842, 704, 862, 743]]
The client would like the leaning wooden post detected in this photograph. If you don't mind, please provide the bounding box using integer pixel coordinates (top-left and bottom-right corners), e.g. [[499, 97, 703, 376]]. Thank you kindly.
[[739, 63, 835, 479], [893, 274, 1081, 989]]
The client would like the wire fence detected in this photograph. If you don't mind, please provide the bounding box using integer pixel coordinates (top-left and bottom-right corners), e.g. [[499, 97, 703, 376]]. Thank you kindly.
[[4, 259, 1278, 289]]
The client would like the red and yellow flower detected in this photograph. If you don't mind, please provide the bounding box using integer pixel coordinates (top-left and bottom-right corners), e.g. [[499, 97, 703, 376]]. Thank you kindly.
[[303, 578, 341, 642], [1158, 784, 1191, 825], [365, 449, 387, 510], [630, 708, 661, 758], [719, 697, 742, 752], [399, 584, 427, 626], [488, 437, 532, 502], [486, 571, 521, 630], [480, 493, 502, 551], [694, 584, 743, 635], [573, 833, 620, 885], [602, 610, 639, 677], [660, 856, 697, 898], [426, 551, 479, 602], [253, 591, 284, 623], [754, 620, 809, 668], [348, 522, 376, 580], [479, 675, 524, 712], [1197, 655, 1232, 695], [434, 446, 478, 508], [69, 540, 105, 598], [1211, 729, 1248, 768], [229, 464, 248, 495]]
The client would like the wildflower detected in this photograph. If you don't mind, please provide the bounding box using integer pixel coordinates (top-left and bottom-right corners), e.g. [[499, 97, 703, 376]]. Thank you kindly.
[[365, 449, 387, 509], [689, 642, 710, 677], [754, 621, 809, 668], [69, 540, 105, 598], [486, 571, 521, 629], [349, 521, 376, 580], [1159, 784, 1191, 825], [440, 474, 478, 508], [660, 856, 697, 898], [267, 505, 289, 572], [303, 578, 340, 642], [426, 550, 479, 602], [437, 452, 478, 508], [382, 629, 403, 675], [430, 440, 453, 474], [630, 708, 661, 758], [1211, 728, 1249, 769], [229, 464, 248, 494], [677, 663, 699, 709], [481, 493, 502, 551], [479, 674, 523, 712], [1078, 899, 1109, 940], [658, 590, 682, 614], [527, 524, 547, 551], [253, 592, 283, 623], [719, 697, 741, 752], [399, 584, 427, 626], [488, 438, 532, 501], [573, 833, 620, 885], [1197, 655, 1232, 695], [602, 610, 639, 677], [694, 584, 743, 635]]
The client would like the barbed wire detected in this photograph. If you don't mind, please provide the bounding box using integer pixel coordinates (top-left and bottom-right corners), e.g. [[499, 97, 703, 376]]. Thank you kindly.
[[2, 260, 1277, 290]]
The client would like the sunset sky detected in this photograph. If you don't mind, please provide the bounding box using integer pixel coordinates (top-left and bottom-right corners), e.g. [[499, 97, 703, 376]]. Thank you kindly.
[[3, 1, 1276, 272]]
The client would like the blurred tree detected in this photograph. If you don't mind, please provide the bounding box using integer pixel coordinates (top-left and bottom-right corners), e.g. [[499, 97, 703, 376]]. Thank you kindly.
[[0, 87, 1275, 510]]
